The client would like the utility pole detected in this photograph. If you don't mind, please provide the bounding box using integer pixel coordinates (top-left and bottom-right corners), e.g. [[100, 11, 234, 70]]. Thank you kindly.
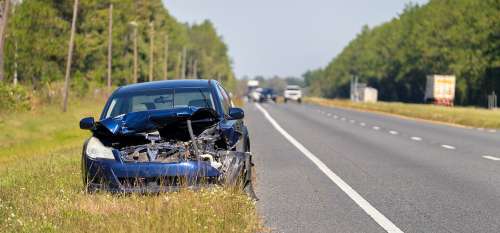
[[176, 53, 181, 79], [0, 0, 11, 82], [149, 21, 154, 82], [181, 47, 187, 79], [12, 1, 16, 86], [354, 76, 359, 102], [350, 76, 353, 101], [350, 75, 359, 102], [193, 59, 198, 79], [107, 3, 113, 90], [163, 34, 168, 80], [13, 39, 16, 86], [188, 58, 193, 79], [62, 0, 79, 112], [130, 21, 138, 83]]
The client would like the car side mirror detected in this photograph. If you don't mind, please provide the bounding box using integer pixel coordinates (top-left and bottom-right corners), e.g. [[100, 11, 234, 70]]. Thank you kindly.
[[228, 107, 244, 120], [80, 117, 95, 130]]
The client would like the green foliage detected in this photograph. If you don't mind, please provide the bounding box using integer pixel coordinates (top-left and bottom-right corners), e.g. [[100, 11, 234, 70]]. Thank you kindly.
[[306, 0, 500, 106], [1, 0, 235, 93], [0, 82, 30, 112], [188, 20, 235, 88]]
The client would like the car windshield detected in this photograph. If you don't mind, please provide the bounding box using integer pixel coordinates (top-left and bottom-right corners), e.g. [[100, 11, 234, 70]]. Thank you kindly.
[[104, 88, 215, 119]]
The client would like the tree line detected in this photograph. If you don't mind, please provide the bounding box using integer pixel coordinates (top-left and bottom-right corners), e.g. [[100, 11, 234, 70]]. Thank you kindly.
[[0, 0, 235, 97], [304, 0, 499, 106]]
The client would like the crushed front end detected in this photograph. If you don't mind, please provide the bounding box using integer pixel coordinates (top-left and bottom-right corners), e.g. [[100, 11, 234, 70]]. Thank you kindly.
[[81, 108, 255, 197]]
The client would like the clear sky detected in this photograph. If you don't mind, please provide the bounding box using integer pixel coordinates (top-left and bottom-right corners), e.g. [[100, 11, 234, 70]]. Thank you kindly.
[[162, 0, 428, 78]]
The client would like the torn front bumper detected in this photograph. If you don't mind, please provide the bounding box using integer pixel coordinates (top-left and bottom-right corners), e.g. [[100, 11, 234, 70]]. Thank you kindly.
[[83, 151, 251, 194]]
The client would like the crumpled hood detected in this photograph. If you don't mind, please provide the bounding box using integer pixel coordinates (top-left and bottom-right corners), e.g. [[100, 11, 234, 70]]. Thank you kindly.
[[92, 107, 219, 138]]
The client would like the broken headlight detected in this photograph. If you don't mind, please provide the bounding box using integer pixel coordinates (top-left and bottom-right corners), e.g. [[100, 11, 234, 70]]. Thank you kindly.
[[86, 137, 115, 160]]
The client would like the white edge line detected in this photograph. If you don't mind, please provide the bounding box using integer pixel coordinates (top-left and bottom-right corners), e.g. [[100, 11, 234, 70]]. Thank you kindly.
[[482, 155, 500, 161], [255, 103, 404, 233], [441, 145, 456, 150], [410, 137, 422, 141], [389, 130, 399, 135]]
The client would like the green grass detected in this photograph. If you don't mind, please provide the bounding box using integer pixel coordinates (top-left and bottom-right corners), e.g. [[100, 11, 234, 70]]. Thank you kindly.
[[306, 97, 500, 129], [0, 98, 261, 233]]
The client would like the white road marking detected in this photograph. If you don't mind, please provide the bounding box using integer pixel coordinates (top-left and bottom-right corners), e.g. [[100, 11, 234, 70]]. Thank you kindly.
[[327, 113, 332, 117], [477, 128, 485, 131], [349, 120, 356, 124], [334, 115, 339, 119], [389, 130, 399, 135], [441, 145, 456, 150], [341, 117, 346, 121], [410, 137, 422, 141], [255, 103, 404, 233], [373, 126, 380, 130], [360, 122, 366, 127], [482, 155, 500, 161], [488, 129, 497, 133]]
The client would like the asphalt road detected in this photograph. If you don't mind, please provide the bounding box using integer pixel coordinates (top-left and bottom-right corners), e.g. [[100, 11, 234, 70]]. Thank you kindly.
[[244, 101, 500, 233]]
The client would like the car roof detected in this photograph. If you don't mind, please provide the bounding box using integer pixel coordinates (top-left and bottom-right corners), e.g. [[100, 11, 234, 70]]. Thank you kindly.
[[115, 79, 213, 94]]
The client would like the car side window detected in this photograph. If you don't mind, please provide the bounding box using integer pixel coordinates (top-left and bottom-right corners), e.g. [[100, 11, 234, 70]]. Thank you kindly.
[[217, 84, 231, 115]]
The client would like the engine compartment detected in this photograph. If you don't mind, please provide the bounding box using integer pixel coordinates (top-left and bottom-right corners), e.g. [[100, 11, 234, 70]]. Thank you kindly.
[[118, 125, 226, 170]]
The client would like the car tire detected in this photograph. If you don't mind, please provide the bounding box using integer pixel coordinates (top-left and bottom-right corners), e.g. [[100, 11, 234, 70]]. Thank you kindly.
[[284, 98, 288, 103], [298, 98, 302, 104]]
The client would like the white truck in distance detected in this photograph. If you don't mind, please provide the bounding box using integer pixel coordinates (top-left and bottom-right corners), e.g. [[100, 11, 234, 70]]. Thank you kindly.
[[424, 75, 456, 106], [283, 85, 302, 103]]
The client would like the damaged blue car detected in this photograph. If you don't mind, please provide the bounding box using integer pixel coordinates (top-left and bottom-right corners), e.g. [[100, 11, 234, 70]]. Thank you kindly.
[[79, 80, 256, 198]]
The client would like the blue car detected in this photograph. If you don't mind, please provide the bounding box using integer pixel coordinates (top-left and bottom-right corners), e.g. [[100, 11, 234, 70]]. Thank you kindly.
[[79, 80, 256, 198]]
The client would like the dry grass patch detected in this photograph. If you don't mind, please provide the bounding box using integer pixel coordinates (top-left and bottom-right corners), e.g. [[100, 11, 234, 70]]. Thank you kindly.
[[306, 97, 500, 129]]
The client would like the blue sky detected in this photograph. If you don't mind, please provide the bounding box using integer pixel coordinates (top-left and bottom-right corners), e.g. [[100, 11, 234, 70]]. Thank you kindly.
[[163, 0, 428, 78]]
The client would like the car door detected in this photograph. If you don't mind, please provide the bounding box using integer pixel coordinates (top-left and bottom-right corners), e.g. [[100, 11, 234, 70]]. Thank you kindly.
[[215, 84, 244, 150]]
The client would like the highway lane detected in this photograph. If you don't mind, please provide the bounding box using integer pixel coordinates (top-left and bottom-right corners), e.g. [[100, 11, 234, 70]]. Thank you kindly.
[[245, 102, 500, 233], [245, 103, 383, 233]]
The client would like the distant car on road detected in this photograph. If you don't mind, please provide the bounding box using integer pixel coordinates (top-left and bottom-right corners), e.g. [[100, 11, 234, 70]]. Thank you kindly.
[[79, 79, 256, 197], [249, 88, 262, 102], [283, 85, 302, 103], [257, 88, 277, 103]]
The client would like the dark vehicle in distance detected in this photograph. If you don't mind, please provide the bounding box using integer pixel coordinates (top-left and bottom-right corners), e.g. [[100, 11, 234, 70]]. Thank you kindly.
[[79, 80, 256, 197], [257, 88, 277, 103]]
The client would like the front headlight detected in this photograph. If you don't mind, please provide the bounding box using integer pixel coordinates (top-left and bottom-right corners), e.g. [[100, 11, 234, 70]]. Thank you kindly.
[[86, 137, 115, 160]]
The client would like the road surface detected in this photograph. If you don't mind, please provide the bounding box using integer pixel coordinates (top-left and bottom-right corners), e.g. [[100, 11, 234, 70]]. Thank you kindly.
[[245, 101, 500, 233]]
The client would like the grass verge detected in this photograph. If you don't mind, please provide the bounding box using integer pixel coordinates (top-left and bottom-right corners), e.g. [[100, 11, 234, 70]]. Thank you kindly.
[[306, 97, 500, 129], [0, 98, 261, 233]]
